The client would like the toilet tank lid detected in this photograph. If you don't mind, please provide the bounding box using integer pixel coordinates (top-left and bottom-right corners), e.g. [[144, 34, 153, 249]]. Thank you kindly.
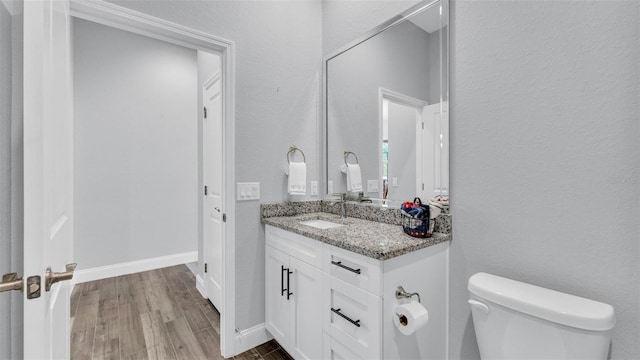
[[468, 272, 615, 331]]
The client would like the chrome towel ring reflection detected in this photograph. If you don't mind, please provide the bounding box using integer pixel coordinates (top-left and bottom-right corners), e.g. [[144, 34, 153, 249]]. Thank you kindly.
[[344, 151, 359, 166], [287, 146, 306, 164]]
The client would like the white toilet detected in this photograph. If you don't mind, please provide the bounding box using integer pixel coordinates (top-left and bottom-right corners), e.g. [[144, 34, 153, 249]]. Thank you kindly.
[[468, 272, 615, 360]]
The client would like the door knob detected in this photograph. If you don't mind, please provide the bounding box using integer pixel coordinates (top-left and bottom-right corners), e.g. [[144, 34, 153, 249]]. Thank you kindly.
[[45, 263, 77, 291], [0, 272, 23, 293]]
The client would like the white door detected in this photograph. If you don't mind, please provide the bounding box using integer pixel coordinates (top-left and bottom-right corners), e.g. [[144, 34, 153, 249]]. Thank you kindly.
[[440, 102, 449, 195], [290, 257, 323, 360], [203, 72, 224, 310], [23, 0, 75, 358], [265, 245, 291, 349], [420, 103, 441, 199]]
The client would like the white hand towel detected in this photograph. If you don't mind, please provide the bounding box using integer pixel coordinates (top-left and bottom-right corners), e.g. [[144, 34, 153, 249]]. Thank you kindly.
[[288, 161, 307, 195], [346, 163, 363, 193]]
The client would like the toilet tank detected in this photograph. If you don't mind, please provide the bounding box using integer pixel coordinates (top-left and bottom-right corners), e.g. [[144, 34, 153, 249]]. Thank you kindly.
[[468, 272, 615, 360]]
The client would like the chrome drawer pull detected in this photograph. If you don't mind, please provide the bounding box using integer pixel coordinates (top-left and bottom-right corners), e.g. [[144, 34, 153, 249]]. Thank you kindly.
[[331, 308, 361, 327], [331, 261, 361, 275]]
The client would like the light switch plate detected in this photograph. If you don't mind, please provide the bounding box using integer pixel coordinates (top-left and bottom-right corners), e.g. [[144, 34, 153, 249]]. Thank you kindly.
[[237, 182, 260, 201], [310, 181, 318, 196], [367, 180, 379, 193], [392, 177, 398, 187]]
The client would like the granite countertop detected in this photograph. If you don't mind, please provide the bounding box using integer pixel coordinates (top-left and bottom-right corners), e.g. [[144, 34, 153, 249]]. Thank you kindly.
[[262, 212, 451, 261]]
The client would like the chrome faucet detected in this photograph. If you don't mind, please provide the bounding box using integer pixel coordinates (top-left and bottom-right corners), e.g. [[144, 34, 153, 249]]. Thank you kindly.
[[328, 193, 348, 218]]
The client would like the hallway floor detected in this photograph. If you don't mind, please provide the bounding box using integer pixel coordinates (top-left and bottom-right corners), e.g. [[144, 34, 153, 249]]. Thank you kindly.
[[70, 264, 292, 360]]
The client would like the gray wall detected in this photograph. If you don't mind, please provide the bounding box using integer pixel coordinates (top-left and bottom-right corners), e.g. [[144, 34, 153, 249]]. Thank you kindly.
[[105, 0, 323, 331], [0, 1, 12, 358], [9, 0, 22, 357], [449, 1, 639, 358], [1, 0, 23, 357], [322, 0, 419, 56], [73, 19, 198, 269], [325, 0, 640, 359]]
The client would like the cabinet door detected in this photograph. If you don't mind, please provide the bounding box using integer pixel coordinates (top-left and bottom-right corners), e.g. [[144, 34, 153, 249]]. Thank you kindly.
[[290, 257, 323, 360], [265, 245, 291, 348]]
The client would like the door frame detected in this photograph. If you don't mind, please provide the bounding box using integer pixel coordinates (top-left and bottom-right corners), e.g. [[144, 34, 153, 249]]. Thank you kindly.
[[378, 88, 428, 201], [69, 0, 237, 356]]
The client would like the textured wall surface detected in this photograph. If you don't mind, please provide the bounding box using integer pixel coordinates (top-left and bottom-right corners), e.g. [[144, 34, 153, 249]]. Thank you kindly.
[[105, 0, 323, 331], [73, 19, 198, 268], [322, 0, 420, 56], [3, 0, 23, 357], [0, 1, 12, 358], [449, 1, 640, 358]]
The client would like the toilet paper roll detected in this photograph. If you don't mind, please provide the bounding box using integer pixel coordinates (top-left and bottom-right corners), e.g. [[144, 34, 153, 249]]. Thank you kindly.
[[393, 301, 429, 335]]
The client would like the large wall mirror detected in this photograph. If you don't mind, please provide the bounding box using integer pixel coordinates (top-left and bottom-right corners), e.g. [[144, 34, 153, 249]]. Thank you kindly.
[[325, 0, 449, 207]]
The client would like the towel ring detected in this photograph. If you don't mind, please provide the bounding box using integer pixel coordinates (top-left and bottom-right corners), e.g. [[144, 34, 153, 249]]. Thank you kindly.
[[287, 146, 306, 164], [344, 151, 359, 166]]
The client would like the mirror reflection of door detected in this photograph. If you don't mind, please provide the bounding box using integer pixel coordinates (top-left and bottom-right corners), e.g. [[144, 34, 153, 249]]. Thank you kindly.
[[380, 90, 427, 201], [383, 99, 421, 200]]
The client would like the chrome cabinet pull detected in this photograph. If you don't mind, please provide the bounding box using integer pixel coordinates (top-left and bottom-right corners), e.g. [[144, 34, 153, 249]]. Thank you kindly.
[[331, 261, 361, 274], [331, 307, 361, 327]]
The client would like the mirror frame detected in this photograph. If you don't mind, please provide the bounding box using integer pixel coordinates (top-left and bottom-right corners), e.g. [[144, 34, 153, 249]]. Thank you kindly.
[[322, 0, 449, 206]]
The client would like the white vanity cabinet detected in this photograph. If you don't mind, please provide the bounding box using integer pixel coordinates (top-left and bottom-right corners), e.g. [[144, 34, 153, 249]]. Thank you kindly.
[[265, 227, 324, 360], [265, 224, 448, 360]]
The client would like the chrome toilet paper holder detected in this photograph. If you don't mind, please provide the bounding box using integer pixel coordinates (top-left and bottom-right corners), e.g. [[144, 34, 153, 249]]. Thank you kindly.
[[396, 286, 421, 303]]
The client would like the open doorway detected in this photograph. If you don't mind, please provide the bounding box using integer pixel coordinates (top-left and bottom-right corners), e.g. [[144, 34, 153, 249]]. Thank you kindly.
[[69, 1, 236, 357]]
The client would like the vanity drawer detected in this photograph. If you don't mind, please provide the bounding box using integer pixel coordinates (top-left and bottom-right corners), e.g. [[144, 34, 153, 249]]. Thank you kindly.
[[322, 274, 382, 359], [265, 225, 323, 268], [324, 245, 382, 296], [323, 333, 368, 360]]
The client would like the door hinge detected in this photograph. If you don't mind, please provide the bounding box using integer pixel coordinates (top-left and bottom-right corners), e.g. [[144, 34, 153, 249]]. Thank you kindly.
[[222, 213, 227, 222], [204, 106, 208, 119], [422, 183, 425, 191], [422, 122, 424, 130], [204, 186, 208, 196], [204, 263, 208, 273]]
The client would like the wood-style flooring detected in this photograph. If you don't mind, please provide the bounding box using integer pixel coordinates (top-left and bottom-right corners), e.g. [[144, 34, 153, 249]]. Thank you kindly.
[[70, 264, 292, 360]]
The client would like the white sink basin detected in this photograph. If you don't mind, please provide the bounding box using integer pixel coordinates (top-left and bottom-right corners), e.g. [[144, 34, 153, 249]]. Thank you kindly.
[[299, 219, 344, 230]]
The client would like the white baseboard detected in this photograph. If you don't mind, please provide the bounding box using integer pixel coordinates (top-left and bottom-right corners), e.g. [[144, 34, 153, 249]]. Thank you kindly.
[[71, 251, 198, 287], [234, 323, 272, 356], [196, 274, 206, 298]]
